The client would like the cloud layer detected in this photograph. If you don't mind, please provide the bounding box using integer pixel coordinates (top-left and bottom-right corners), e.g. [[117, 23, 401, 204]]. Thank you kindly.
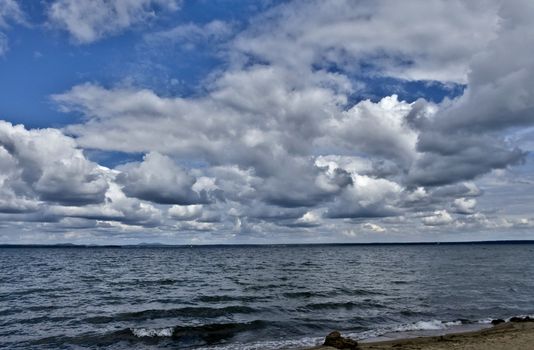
[[1, 0, 533, 243]]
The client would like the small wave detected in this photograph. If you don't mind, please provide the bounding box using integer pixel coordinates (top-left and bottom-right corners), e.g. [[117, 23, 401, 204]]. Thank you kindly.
[[244, 284, 292, 291], [110, 278, 181, 287], [85, 305, 258, 324], [2, 315, 75, 327], [0, 287, 72, 298], [399, 309, 433, 317], [282, 289, 344, 299], [392, 280, 410, 284], [196, 295, 268, 303], [32, 320, 268, 348], [299, 300, 386, 311], [332, 287, 385, 296], [128, 320, 269, 346], [282, 291, 317, 298], [130, 327, 174, 337]]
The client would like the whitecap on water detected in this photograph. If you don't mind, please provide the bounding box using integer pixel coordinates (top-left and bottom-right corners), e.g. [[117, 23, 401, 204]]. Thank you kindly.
[[131, 327, 174, 337], [394, 319, 463, 332]]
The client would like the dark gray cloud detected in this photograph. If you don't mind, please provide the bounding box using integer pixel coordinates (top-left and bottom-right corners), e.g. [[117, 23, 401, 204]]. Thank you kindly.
[[409, 133, 525, 186], [261, 159, 353, 208], [276, 211, 323, 228], [431, 1, 534, 133], [429, 182, 482, 199], [244, 205, 307, 221], [406, 1, 534, 187], [326, 204, 399, 220]]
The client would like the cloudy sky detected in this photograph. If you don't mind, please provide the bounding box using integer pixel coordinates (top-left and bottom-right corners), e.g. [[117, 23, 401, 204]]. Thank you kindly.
[[0, 0, 533, 244]]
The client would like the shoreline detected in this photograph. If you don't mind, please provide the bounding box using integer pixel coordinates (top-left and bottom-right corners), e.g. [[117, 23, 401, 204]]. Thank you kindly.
[[304, 321, 534, 350]]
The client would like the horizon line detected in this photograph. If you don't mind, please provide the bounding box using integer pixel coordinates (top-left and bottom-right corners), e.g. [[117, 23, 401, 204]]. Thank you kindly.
[[2, 239, 534, 248]]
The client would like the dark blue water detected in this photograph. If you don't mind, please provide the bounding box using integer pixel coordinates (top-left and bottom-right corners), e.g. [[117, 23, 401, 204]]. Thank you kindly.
[[1, 244, 534, 349]]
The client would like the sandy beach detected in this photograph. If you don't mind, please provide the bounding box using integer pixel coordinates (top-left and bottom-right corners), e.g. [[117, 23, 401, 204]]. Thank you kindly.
[[307, 322, 534, 350]]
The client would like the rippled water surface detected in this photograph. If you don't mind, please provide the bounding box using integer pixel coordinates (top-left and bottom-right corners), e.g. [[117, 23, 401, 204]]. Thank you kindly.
[[1, 244, 534, 349]]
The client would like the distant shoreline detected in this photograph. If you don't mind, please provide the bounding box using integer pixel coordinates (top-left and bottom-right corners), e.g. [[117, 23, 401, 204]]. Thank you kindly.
[[2, 240, 534, 248]]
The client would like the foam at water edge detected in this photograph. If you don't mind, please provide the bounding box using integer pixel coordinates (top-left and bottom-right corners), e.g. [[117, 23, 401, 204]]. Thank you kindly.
[[394, 319, 463, 332], [131, 327, 174, 337], [198, 319, 487, 350], [197, 336, 323, 350], [347, 318, 491, 341], [477, 318, 494, 324]]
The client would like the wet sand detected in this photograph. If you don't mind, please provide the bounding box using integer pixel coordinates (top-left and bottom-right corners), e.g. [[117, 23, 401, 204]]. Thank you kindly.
[[306, 322, 534, 350]]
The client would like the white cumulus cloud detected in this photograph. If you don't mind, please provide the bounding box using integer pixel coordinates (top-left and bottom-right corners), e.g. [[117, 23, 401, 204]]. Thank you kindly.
[[48, 0, 181, 43]]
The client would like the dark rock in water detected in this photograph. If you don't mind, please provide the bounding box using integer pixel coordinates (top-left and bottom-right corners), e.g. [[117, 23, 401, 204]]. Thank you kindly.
[[323, 331, 359, 349], [510, 316, 534, 323], [491, 319, 505, 325]]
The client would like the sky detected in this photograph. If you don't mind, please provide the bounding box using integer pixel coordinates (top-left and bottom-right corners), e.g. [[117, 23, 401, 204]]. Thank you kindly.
[[0, 0, 533, 245]]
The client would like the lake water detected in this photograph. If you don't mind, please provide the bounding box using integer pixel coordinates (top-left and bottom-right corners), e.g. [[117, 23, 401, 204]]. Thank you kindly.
[[1, 244, 534, 349]]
